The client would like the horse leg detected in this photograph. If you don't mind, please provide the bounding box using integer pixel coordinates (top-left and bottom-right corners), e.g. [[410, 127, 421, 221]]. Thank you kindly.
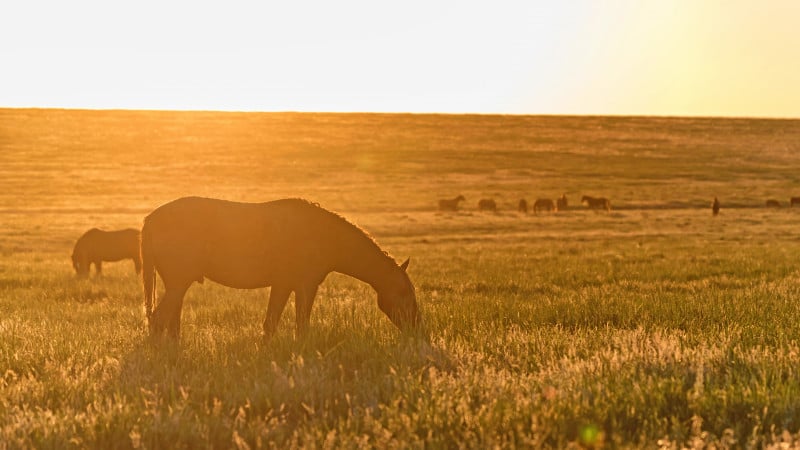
[[263, 285, 291, 340], [95, 261, 102, 276], [149, 290, 169, 336], [133, 257, 142, 274], [149, 282, 190, 339], [295, 283, 319, 339], [165, 285, 190, 338]]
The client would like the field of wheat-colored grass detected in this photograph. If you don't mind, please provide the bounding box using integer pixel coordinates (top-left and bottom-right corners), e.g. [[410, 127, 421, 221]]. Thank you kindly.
[[2, 109, 800, 448]]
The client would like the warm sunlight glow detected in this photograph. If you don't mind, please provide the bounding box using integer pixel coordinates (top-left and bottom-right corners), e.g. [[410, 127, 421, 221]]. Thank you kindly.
[[1, 0, 798, 117]]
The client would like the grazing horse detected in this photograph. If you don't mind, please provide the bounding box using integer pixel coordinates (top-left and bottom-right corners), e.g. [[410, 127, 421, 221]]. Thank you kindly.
[[438, 195, 465, 211], [581, 195, 611, 212], [712, 197, 720, 216], [766, 199, 782, 208], [556, 194, 568, 211], [791, 197, 800, 207], [518, 199, 528, 214], [533, 198, 556, 214], [478, 198, 497, 211], [72, 228, 141, 278], [142, 197, 419, 340]]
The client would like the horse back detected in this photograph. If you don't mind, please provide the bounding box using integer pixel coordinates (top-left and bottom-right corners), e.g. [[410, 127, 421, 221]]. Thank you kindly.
[[76, 228, 140, 261], [144, 197, 332, 289]]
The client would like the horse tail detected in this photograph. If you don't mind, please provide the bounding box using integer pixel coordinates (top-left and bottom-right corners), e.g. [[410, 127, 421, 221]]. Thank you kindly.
[[141, 219, 156, 319]]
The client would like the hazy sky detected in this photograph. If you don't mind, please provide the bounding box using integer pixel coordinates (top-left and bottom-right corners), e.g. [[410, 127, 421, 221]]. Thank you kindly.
[[1, 1, 798, 117]]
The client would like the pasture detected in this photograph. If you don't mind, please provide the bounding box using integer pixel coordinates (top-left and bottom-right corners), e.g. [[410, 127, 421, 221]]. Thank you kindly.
[[2, 109, 800, 448]]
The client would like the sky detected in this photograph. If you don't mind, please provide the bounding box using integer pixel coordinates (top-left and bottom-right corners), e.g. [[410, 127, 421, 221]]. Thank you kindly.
[[1, 1, 798, 117]]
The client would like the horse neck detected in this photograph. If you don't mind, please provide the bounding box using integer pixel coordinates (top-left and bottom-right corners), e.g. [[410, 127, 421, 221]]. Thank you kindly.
[[331, 229, 398, 291]]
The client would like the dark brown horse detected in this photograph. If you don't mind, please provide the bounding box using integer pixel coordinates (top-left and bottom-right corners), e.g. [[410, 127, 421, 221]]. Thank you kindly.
[[142, 197, 419, 340], [581, 195, 611, 212], [766, 199, 782, 208], [478, 198, 497, 211], [72, 228, 141, 278], [438, 195, 465, 211], [533, 198, 556, 214], [712, 197, 720, 216], [790, 197, 800, 207], [518, 199, 528, 214]]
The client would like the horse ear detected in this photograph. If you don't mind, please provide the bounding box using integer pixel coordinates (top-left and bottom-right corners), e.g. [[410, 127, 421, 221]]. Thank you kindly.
[[399, 258, 410, 271]]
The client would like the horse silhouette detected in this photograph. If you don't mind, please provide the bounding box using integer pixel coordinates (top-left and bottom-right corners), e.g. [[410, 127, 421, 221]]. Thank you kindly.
[[72, 228, 141, 278], [533, 199, 556, 214], [438, 195, 465, 211], [790, 197, 800, 207], [581, 195, 611, 212], [556, 194, 568, 211], [712, 197, 720, 216], [478, 198, 497, 211], [518, 199, 528, 213], [766, 199, 782, 208], [142, 197, 419, 340]]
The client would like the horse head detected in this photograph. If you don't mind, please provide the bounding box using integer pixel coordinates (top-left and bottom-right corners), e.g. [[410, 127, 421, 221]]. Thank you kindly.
[[72, 251, 90, 278], [376, 258, 420, 332]]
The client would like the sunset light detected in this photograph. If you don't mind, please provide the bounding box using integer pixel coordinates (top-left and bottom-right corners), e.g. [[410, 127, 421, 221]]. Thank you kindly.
[[2, 0, 798, 117], [4, 1, 800, 448]]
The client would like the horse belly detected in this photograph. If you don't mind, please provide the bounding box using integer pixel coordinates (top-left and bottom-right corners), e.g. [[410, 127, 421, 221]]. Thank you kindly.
[[95, 245, 134, 261], [198, 241, 279, 289], [202, 261, 274, 289]]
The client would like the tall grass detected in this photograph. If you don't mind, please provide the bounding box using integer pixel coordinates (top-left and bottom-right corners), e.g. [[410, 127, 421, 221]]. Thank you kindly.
[[2, 109, 800, 448]]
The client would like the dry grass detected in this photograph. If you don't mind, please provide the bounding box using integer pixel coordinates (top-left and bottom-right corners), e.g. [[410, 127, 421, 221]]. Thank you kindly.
[[2, 109, 800, 448]]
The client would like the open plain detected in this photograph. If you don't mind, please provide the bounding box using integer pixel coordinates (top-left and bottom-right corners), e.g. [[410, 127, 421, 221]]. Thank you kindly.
[[2, 109, 800, 448]]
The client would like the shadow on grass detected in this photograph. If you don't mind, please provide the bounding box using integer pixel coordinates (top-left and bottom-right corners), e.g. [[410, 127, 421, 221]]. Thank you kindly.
[[116, 325, 456, 416]]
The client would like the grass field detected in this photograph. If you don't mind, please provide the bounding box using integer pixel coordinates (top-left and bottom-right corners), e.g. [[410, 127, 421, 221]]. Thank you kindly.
[[2, 108, 800, 448]]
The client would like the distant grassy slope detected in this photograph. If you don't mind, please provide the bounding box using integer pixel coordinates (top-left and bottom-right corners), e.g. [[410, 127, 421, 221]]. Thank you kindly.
[[2, 110, 799, 216]]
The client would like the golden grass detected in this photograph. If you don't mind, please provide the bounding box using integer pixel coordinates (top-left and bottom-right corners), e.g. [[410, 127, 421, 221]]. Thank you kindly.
[[2, 109, 800, 448]]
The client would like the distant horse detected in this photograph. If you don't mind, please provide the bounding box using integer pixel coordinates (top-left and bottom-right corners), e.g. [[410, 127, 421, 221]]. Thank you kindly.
[[791, 197, 800, 207], [142, 197, 419, 340], [766, 199, 782, 208], [712, 197, 720, 216], [581, 195, 611, 212], [478, 198, 497, 211], [438, 195, 465, 211], [518, 199, 528, 214], [533, 199, 556, 214], [556, 194, 568, 211], [72, 228, 141, 278]]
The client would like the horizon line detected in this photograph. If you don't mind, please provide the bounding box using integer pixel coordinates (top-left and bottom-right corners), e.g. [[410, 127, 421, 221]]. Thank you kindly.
[[1, 105, 798, 121]]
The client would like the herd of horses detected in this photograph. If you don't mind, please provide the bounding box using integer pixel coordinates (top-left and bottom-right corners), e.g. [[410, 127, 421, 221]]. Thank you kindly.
[[713, 196, 800, 216], [438, 194, 610, 214], [440, 194, 800, 215], [71, 193, 800, 342], [71, 197, 419, 341]]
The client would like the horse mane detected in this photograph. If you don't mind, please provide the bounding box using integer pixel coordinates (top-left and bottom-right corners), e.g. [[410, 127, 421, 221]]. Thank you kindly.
[[286, 198, 394, 261]]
